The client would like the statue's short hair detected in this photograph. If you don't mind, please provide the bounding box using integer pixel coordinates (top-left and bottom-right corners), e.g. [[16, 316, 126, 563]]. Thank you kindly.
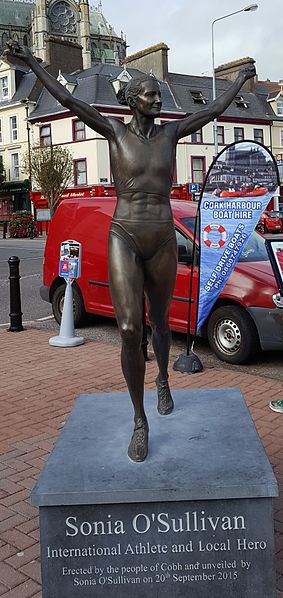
[[116, 74, 158, 108]]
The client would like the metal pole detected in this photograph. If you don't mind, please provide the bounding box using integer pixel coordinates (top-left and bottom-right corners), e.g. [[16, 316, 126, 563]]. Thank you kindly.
[[21, 99, 33, 214], [211, 4, 258, 158], [25, 104, 32, 184], [50, 139, 54, 218], [8, 256, 23, 332], [211, 20, 218, 157]]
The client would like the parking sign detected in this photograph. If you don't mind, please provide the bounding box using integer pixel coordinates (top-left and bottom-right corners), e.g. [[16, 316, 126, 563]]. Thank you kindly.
[[189, 183, 199, 193]]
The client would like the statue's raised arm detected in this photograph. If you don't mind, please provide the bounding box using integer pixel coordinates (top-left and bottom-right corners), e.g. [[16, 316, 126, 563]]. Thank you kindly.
[[3, 41, 115, 140], [173, 63, 256, 140]]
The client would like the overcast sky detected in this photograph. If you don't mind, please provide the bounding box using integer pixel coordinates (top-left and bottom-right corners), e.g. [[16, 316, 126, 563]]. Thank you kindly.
[[97, 0, 282, 83]]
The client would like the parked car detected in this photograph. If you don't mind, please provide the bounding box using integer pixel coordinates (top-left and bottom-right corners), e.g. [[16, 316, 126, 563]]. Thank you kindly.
[[256, 211, 283, 234], [41, 195, 283, 365]]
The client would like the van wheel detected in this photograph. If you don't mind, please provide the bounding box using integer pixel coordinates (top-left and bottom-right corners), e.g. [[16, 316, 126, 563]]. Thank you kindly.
[[207, 305, 259, 364], [52, 283, 85, 327]]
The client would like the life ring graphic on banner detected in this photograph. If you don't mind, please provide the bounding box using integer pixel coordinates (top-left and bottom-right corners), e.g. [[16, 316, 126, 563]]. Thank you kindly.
[[203, 224, 227, 249]]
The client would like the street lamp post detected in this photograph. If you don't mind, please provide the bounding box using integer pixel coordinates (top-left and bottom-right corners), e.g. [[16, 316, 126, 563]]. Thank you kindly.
[[211, 4, 258, 157], [20, 98, 32, 211], [34, 121, 54, 218]]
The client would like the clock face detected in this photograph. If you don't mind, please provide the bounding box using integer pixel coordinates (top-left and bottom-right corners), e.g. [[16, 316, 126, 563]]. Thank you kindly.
[[49, 1, 77, 34]]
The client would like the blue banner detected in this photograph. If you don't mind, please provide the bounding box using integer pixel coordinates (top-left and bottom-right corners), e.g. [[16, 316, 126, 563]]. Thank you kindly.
[[197, 141, 279, 331]]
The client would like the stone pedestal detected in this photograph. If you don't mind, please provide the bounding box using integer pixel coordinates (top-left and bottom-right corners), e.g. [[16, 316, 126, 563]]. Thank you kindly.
[[31, 388, 278, 598]]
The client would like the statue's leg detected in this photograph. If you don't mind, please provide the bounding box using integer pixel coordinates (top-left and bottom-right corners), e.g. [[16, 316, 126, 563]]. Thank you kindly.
[[144, 238, 177, 415], [108, 233, 148, 462]]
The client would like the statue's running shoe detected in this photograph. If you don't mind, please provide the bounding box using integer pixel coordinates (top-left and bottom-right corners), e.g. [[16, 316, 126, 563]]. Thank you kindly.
[[156, 376, 174, 415], [128, 420, 149, 462]]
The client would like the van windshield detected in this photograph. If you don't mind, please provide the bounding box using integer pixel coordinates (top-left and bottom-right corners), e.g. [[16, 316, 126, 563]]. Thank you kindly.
[[180, 217, 269, 263]]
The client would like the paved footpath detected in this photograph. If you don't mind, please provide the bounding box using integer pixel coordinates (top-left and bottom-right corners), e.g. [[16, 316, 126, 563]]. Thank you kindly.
[[0, 327, 282, 597]]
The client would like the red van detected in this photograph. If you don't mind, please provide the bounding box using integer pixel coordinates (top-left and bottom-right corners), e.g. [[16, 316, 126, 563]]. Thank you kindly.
[[41, 195, 283, 365]]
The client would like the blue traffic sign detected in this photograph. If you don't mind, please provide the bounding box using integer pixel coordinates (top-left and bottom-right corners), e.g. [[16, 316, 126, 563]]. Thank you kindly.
[[189, 183, 199, 193]]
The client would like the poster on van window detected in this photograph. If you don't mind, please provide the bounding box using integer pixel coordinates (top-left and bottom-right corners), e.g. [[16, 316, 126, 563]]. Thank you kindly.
[[197, 141, 279, 331]]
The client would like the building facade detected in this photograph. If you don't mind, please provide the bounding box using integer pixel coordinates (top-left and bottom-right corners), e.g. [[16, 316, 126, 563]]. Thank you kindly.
[[0, 59, 36, 219], [1, 38, 283, 220], [27, 49, 277, 201]]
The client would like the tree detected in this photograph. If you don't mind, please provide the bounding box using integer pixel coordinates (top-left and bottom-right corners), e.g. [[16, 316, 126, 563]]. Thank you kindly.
[[23, 144, 73, 218]]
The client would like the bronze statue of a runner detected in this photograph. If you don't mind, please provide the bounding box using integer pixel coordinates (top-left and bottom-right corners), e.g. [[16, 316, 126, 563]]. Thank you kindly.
[[4, 41, 255, 462]]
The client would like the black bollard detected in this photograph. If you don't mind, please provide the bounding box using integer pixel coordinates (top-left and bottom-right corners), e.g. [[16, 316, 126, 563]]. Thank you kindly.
[[8, 256, 24, 332]]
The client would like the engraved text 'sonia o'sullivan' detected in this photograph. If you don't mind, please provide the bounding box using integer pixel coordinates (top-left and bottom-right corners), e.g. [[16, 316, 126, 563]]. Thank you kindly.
[[65, 510, 246, 537]]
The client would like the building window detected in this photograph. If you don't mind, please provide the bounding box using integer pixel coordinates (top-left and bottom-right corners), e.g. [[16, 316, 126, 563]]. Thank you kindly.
[[2, 32, 8, 47], [91, 42, 100, 61], [49, 1, 77, 34], [192, 157, 205, 185], [217, 126, 225, 145], [190, 91, 207, 104], [234, 127, 244, 142], [254, 128, 264, 144], [74, 159, 87, 185], [11, 153, 19, 180], [277, 100, 283, 115], [191, 129, 202, 143], [235, 95, 248, 109], [0, 119, 2, 144], [9, 116, 18, 141], [0, 76, 8, 100], [40, 125, 51, 146], [73, 120, 85, 141], [280, 130, 283, 147]]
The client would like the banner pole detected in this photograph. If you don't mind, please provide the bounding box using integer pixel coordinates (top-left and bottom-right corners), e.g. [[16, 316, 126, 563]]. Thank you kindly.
[[173, 199, 203, 374], [186, 203, 200, 354]]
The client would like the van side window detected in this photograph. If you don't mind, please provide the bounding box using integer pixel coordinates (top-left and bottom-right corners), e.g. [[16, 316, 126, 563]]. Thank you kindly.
[[175, 228, 194, 264]]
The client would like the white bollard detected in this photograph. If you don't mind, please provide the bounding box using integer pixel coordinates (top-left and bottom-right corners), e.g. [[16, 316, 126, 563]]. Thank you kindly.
[[49, 279, 84, 347]]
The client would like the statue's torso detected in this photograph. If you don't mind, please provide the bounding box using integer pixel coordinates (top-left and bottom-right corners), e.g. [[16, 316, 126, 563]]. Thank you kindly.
[[108, 123, 176, 221]]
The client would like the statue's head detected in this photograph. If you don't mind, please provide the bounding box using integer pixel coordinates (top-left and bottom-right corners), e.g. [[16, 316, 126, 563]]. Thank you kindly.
[[117, 74, 162, 116]]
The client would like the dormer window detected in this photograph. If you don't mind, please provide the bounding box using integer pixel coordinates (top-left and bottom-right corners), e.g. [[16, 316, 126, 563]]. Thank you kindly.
[[0, 76, 8, 100], [191, 129, 202, 143], [57, 70, 77, 94], [190, 91, 207, 104], [276, 99, 283, 115], [235, 95, 248, 109], [111, 66, 132, 94]]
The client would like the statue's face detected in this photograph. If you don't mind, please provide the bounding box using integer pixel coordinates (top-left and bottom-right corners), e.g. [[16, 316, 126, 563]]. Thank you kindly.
[[134, 79, 162, 116]]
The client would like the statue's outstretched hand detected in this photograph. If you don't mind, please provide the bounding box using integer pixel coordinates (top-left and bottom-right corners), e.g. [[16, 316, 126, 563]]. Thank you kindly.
[[2, 40, 32, 67], [240, 63, 256, 82]]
